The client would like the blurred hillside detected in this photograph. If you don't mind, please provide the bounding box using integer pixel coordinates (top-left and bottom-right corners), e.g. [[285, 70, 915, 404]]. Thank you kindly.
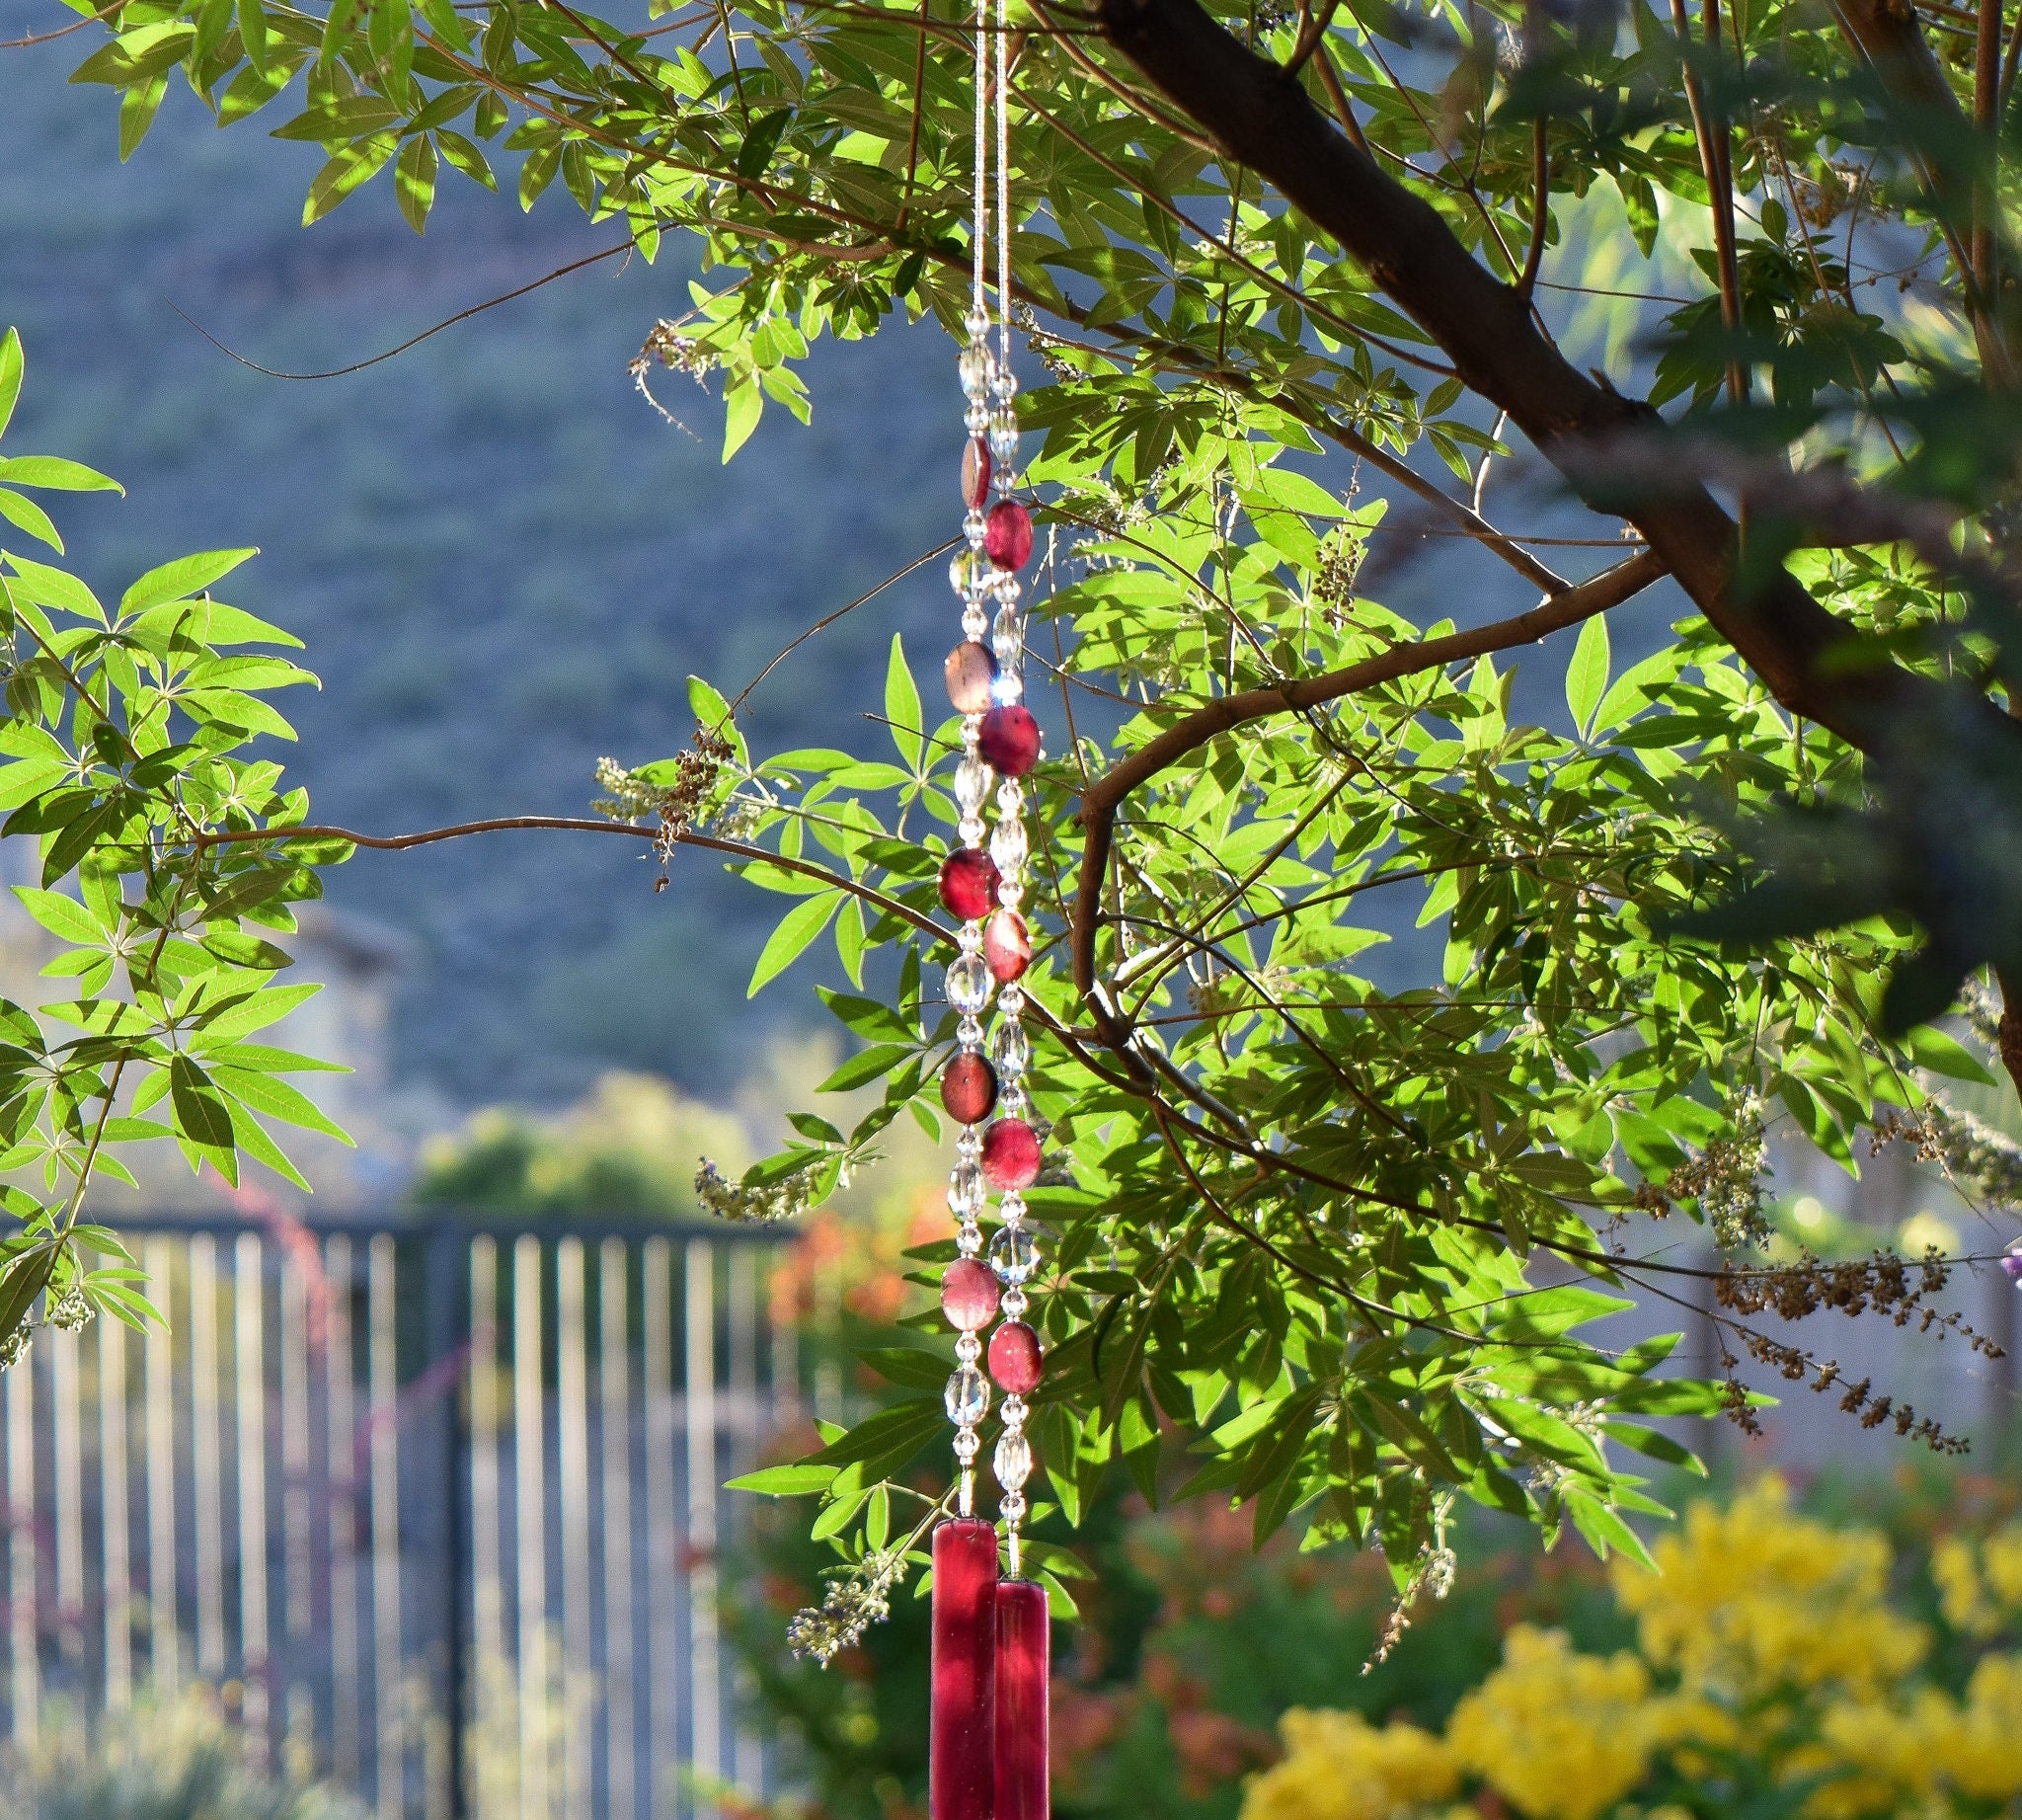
[[0, 33, 957, 1102]]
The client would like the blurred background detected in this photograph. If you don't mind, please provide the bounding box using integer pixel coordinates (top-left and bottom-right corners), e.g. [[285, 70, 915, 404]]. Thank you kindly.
[[0, 27, 2019, 1820]]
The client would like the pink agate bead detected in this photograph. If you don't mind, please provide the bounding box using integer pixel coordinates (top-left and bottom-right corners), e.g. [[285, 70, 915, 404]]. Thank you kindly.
[[987, 1320, 1043, 1394], [942, 1257, 1002, 1332], [946, 641, 997, 714], [978, 705, 1040, 777], [939, 848, 1001, 920], [963, 437, 992, 509], [983, 909, 1031, 983], [984, 500, 1033, 569], [980, 1118, 1042, 1191], [941, 1053, 999, 1126]]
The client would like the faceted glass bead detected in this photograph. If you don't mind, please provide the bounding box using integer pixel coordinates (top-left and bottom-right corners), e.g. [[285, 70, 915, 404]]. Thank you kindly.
[[990, 1225, 1040, 1286], [984, 500, 1033, 570], [978, 705, 1041, 778], [989, 815, 1029, 876], [945, 1367, 990, 1426], [938, 847, 1001, 920], [941, 1053, 999, 1126], [983, 910, 1031, 983], [955, 754, 992, 816], [948, 1161, 985, 1221], [992, 1427, 1033, 1489], [988, 1321, 1044, 1395], [962, 437, 993, 508], [980, 1118, 1042, 1191], [991, 1019, 1031, 1076], [941, 1257, 1002, 1332], [945, 641, 997, 714], [947, 954, 991, 1014]]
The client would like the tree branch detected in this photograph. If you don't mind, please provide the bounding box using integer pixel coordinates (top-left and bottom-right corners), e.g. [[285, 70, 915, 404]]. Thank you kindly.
[[1070, 548, 1669, 1002], [1092, 0, 1992, 753]]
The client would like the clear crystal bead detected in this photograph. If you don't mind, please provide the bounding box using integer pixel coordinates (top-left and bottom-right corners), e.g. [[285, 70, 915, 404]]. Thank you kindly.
[[954, 1426, 980, 1462], [1000, 1490, 1027, 1523], [993, 1429, 1032, 1488], [1001, 1286, 1028, 1319], [945, 1366, 989, 1426], [947, 954, 991, 1013], [991, 1225, 1040, 1286], [956, 1332, 981, 1364], [991, 1021, 1031, 1076], [949, 1162, 985, 1221], [990, 818, 1028, 874], [956, 755, 992, 815]]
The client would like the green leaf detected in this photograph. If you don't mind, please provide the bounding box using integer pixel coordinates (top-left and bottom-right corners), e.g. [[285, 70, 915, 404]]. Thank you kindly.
[[1565, 611, 1610, 740], [396, 132, 439, 234], [748, 892, 839, 997], [885, 632, 922, 771], [0, 329, 21, 443]]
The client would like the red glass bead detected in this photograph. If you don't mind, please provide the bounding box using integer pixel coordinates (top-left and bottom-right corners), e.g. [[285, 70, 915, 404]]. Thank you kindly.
[[987, 1320, 1043, 1394], [981, 1118, 1042, 1191], [945, 641, 997, 715], [942, 1257, 1002, 1332], [994, 1579, 1050, 1820], [931, 1520, 998, 1820], [984, 500, 1033, 570], [939, 848, 1001, 920], [983, 909, 1031, 983], [942, 1053, 999, 1126], [978, 705, 1040, 777], [962, 437, 993, 509]]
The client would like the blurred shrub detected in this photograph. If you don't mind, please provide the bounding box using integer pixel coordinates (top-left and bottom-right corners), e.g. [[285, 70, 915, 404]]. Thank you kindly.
[[0, 1690, 364, 1820]]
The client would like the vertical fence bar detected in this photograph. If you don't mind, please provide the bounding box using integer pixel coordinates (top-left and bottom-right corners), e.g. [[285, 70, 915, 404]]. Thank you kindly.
[[598, 1238, 636, 1820], [327, 1234, 360, 1785], [512, 1234, 549, 1820], [50, 1327, 82, 1674], [642, 1237, 674, 1817], [469, 1237, 503, 1817], [98, 1311, 131, 1712], [279, 1250, 314, 1769], [685, 1240, 720, 1810], [236, 1233, 272, 1766], [726, 1247, 759, 1794], [143, 1236, 178, 1701], [556, 1238, 590, 1820], [190, 1233, 225, 1682], [5, 1336, 38, 1742], [369, 1234, 403, 1820]]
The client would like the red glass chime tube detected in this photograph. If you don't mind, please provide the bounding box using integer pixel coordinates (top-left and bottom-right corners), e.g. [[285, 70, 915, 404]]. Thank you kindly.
[[994, 1579, 1050, 1820], [931, 1519, 999, 1820]]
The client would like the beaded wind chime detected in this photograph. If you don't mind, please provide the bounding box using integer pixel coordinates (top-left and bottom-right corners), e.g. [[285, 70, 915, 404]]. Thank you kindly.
[[925, 0, 1050, 1816]]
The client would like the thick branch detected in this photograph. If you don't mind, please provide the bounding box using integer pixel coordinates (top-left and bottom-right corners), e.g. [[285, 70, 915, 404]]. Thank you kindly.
[[1093, 0, 1974, 750], [1070, 548, 1669, 998]]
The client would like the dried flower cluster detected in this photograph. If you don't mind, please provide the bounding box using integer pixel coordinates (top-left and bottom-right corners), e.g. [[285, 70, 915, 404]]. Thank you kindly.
[[785, 1549, 908, 1666], [693, 1157, 820, 1224]]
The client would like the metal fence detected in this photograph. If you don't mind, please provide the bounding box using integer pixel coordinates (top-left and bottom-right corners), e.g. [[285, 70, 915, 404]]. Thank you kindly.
[[0, 1210, 801, 1820]]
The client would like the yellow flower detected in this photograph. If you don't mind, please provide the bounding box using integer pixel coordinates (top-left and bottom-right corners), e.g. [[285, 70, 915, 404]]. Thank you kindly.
[[1612, 1477, 1926, 1700], [1239, 1709, 1457, 1820], [1445, 1626, 1654, 1820]]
